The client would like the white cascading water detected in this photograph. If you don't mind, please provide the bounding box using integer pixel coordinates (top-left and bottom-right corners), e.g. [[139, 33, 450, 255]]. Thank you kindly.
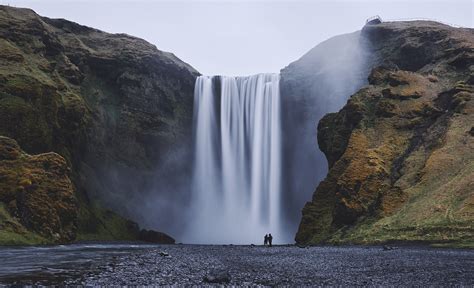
[[186, 73, 283, 244]]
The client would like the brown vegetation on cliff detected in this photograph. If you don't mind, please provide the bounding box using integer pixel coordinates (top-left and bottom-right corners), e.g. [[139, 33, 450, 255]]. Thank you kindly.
[[0, 136, 77, 244], [296, 21, 474, 247]]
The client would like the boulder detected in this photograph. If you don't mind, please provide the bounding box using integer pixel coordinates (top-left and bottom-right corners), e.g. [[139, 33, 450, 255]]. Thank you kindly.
[[203, 270, 231, 284], [138, 229, 175, 244]]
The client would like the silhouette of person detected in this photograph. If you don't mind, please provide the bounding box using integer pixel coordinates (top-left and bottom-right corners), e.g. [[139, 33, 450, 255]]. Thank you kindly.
[[268, 233, 273, 247], [264, 234, 268, 246]]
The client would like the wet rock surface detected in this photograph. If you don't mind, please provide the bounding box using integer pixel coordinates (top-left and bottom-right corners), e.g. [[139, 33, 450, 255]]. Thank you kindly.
[[0, 244, 473, 286]]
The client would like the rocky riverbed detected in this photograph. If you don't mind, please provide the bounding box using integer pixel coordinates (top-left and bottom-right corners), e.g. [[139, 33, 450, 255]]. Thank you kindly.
[[0, 244, 473, 286]]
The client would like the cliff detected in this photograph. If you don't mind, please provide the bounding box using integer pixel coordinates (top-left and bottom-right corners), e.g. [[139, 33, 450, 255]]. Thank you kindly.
[[296, 21, 474, 247], [0, 5, 197, 244]]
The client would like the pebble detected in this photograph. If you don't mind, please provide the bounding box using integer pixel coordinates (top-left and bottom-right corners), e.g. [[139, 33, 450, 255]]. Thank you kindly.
[[0, 245, 473, 286], [203, 270, 231, 284]]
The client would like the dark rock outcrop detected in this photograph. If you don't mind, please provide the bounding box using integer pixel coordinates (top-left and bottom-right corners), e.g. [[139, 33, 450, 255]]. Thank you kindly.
[[138, 229, 175, 244], [0, 5, 198, 243], [296, 21, 474, 247]]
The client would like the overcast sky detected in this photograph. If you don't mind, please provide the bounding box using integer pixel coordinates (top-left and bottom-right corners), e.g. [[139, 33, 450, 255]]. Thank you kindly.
[[2, 0, 473, 75]]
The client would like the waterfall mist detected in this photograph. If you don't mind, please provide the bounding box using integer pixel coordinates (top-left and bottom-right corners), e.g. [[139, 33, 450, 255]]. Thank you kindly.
[[280, 31, 371, 236], [184, 74, 285, 244], [85, 31, 371, 245]]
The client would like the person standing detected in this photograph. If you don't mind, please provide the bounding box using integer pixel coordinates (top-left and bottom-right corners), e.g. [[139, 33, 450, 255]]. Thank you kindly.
[[264, 234, 268, 246], [268, 233, 273, 247]]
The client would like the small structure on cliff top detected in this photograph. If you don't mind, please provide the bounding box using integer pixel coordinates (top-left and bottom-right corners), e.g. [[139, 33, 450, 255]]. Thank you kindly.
[[366, 15, 382, 25]]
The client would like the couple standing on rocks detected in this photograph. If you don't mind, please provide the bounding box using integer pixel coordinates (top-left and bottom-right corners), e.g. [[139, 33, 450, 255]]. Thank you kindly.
[[264, 234, 273, 247]]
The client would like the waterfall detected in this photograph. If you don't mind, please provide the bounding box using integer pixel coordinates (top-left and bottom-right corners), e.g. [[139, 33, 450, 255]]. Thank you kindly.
[[187, 73, 283, 244]]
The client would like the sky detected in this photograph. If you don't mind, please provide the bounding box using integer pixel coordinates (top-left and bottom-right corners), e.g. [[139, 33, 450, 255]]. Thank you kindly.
[[2, 0, 472, 75]]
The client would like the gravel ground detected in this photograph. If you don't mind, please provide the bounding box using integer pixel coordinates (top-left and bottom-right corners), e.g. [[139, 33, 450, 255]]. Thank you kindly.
[[0, 244, 473, 286]]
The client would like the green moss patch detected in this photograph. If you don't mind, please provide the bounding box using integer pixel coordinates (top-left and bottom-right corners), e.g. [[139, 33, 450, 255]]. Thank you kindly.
[[0, 203, 48, 245], [75, 201, 139, 242]]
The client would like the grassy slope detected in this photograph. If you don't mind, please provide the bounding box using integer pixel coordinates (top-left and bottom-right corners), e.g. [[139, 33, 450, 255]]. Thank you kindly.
[[297, 74, 473, 248], [0, 203, 48, 245], [75, 201, 139, 242], [329, 114, 474, 248]]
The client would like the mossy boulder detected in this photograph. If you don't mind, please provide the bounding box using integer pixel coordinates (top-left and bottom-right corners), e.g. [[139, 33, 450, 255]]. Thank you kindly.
[[0, 136, 77, 243]]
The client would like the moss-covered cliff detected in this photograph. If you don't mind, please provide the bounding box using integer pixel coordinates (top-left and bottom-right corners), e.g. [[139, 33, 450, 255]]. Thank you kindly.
[[0, 5, 197, 244], [0, 136, 76, 244], [296, 21, 474, 247]]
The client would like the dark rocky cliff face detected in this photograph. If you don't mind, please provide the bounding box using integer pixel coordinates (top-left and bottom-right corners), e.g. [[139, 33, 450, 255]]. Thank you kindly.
[[296, 21, 474, 247], [0, 5, 197, 243]]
